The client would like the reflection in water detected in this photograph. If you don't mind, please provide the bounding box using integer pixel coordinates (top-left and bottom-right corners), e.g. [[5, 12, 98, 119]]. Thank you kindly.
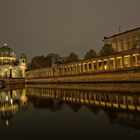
[[25, 83, 140, 129], [0, 87, 28, 127], [0, 83, 140, 130]]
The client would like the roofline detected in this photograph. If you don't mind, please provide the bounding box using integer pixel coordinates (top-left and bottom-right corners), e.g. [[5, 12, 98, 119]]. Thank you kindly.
[[103, 27, 140, 40]]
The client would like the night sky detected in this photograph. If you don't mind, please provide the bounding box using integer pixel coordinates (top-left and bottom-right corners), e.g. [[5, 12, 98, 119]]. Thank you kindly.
[[0, 0, 140, 61]]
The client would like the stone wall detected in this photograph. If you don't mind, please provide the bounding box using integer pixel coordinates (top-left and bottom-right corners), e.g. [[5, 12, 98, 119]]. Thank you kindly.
[[25, 69, 140, 83]]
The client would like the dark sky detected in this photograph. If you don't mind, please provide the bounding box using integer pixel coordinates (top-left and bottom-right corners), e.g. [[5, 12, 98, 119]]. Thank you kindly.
[[0, 0, 140, 60]]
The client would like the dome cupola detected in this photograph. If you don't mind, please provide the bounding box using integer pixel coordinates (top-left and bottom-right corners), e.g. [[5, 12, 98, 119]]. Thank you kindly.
[[20, 53, 26, 58], [0, 43, 16, 58]]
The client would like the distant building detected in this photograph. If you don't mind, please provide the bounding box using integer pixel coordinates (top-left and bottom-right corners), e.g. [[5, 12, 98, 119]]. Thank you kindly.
[[103, 27, 140, 52], [0, 43, 27, 78]]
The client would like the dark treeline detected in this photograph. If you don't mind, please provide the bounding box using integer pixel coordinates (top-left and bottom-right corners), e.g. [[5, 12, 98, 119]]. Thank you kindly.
[[28, 45, 115, 70]]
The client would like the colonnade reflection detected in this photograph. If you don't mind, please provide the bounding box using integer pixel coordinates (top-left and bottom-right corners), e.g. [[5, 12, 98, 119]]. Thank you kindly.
[[25, 83, 140, 129], [26, 84, 140, 112], [0, 83, 140, 129]]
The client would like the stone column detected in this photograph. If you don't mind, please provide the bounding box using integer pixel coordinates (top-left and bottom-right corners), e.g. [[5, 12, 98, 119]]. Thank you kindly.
[[87, 62, 89, 71], [114, 57, 117, 69], [127, 38, 130, 50], [129, 55, 133, 67], [135, 55, 138, 66], [122, 56, 125, 68], [123, 39, 126, 51], [70, 65, 73, 75], [92, 62, 94, 71], [83, 64, 86, 72], [79, 64, 82, 73], [117, 40, 122, 52], [75, 65, 78, 74], [129, 37, 133, 49], [121, 39, 124, 51], [115, 41, 118, 52]]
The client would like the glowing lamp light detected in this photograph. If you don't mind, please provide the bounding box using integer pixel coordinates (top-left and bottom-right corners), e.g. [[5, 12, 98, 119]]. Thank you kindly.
[[6, 120, 9, 126], [10, 98, 13, 105], [6, 95, 8, 101], [3, 42, 7, 46]]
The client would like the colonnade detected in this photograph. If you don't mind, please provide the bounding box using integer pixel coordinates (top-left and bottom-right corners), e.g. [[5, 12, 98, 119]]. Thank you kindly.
[[26, 49, 140, 79]]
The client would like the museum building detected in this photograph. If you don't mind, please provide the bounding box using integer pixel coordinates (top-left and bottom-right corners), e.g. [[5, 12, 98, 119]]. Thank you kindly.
[[0, 43, 27, 78]]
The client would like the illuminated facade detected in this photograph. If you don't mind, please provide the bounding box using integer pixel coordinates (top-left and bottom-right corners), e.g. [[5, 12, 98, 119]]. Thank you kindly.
[[26, 48, 140, 82], [0, 43, 27, 78], [104, 27, 140, 52], [26, 27, 140, 83]]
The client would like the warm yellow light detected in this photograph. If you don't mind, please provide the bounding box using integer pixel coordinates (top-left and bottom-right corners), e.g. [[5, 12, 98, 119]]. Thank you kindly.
[[6, 120, 9, 126], [10, 98, 13, 105], [6, 95, 8, 101], [3, 43, 7, 46]]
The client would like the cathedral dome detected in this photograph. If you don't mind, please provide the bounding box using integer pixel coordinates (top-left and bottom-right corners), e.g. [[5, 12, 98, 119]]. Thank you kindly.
[[0, 43, 16, 58]]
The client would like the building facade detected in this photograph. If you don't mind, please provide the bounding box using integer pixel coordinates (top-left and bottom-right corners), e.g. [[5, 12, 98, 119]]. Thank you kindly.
[[104, 27, 140, 52], [0, 43, 27, 78]]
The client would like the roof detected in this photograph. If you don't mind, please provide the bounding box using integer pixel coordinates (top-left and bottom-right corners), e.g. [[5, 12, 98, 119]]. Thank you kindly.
[[104, 27, 140, 40], [20, 53, 26, 58], [0, 43, 16, 58]]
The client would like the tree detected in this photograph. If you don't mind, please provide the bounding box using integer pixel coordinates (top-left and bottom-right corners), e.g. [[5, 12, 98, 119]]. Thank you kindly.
[[84, 49, 97, 60], [46, 53, 62, 66], [28, 53, 62, 70], [100, 44, 115, 56], [28, 56, 45, 70], [64, 52, 79, 63]]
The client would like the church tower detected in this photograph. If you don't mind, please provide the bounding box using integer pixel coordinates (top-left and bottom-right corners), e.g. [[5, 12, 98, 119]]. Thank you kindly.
[[19, 53, 27, 77]]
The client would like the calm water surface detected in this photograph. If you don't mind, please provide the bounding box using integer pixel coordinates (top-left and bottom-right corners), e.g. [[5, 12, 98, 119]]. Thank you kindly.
[[0, 83, 140, 140]]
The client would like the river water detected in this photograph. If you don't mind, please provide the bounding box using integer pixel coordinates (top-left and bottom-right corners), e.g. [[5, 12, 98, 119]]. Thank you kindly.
[[0, 83, 140, 140]]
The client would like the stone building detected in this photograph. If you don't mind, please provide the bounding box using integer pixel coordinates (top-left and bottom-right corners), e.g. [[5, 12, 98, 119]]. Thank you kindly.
[[103, 27, 140, 52], [0, 42, 27, 78]]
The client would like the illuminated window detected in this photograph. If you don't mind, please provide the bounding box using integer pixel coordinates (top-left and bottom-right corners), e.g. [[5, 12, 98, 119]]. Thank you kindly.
[[124, 56, 130, 67], [109, 58, 115, 69], [92, 61, 97, 71], [97, 61, 103, 70], [116, 57, 122, 68], [87, 62, 92, 71], [103, 60, 108, 70], [83, 63, 87, 72], [78, 64, 82, 73]]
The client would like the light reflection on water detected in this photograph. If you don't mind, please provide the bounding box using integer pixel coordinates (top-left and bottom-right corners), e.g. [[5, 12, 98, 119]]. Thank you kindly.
[[0, 83, 140, 139]]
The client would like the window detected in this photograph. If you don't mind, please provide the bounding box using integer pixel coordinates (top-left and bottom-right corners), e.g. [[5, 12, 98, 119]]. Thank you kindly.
[[103, 60, 108, 70], [116, 57, 122, 68], [137, 55, 140, 66], [109, 58, 115, 69], [92, 62, 97, 71], [88, 62, 92, 71], [124, 56, 130, 67], [83, 63, 87, 72], [98, 61, 103, 70]]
